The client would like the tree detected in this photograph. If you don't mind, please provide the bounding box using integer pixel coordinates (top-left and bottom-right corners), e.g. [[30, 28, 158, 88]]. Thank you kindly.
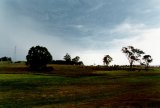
[[103, 55, 113, 66], [0, 56, 12, 62], [78, 61, 84, 65], [122, 46, 145, 70], [142, 55, 153, 70], [26, 45, 52, 70], [63, 53, 71, 62], [72, 56, 80, 63]]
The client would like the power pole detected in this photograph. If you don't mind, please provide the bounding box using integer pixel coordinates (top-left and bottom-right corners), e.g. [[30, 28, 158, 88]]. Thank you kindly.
[[14, 46, 16, 62]]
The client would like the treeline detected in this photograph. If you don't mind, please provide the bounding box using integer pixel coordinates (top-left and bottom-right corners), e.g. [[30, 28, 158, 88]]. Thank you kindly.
[[0, 45, 154, 72], [51, 60, 83, 65], [103, 46, 153, 71], [0, 56, 12, 62], [88, 65, 153, 71], [25, 46, 84, 71], [52, 53, 83, 65]]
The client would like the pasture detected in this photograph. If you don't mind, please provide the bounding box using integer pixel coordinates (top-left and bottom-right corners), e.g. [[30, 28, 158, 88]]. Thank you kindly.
[[0, 63, 160, 107]]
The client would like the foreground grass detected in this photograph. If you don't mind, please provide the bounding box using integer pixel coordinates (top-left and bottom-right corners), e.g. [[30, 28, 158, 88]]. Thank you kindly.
[[0, 64, 160, 107]]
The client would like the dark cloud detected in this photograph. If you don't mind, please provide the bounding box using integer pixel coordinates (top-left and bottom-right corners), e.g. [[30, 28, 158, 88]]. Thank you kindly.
[[0, 0, 159, 64]]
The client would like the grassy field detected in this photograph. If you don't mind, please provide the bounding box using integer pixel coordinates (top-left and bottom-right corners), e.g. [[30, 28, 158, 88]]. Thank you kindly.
[[0, 64, 160, 107]]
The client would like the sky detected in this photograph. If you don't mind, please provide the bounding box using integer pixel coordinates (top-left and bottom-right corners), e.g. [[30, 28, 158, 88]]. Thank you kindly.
[[1, 0, 160, 65]]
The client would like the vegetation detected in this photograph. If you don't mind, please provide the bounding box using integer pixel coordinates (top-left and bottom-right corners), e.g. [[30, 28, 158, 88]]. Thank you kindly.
[[0, 56, 12, 62], [26, 45, 52, 71], [63, 53, 71, 62], [52, 53, 83, 65], [122, 46, 145, 70], [0, 63, 160, 107], [0, 45, 156, 107], [72, 56, 80, 63], [103, 55, 113, 66], [142, 55, 153, 70]]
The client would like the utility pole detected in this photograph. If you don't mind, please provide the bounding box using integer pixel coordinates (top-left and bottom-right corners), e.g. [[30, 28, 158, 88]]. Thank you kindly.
[[14, 46, 16, 62]]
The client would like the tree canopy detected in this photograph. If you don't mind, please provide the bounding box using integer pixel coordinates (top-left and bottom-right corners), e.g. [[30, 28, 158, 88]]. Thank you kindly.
[[103, 55, 113, 66], [142, 55, 153, 70], [72, 56, 80, 63], [122, 46, 145, 70], [0, 56, 12, 62], [63, 53, 71, 62], [26, 45, 52, 70]]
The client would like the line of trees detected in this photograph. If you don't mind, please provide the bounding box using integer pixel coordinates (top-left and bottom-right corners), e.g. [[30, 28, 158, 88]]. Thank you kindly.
[[104, 46, 153, 71], [25, 45, 153, 71], [0, 45, 153, 71], [122, 46, 153, 70], [26, 45, 83, 71], [52, 53, 83, 65], [0, 56, 12, 62]]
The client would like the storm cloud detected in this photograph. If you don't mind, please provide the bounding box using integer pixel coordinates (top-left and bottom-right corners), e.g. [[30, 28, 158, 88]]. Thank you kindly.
[[0, 0, 160, 65]]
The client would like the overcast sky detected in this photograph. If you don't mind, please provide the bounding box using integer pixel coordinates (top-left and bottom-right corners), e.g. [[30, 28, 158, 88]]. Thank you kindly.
[[1, 0, 160, 65]]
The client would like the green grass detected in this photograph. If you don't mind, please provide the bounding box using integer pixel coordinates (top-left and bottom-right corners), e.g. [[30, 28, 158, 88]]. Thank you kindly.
[[0, 64, 160, 107]]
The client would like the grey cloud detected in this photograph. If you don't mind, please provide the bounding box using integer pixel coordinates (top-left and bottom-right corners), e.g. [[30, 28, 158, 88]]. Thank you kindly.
[[0, 0, 160, 64]]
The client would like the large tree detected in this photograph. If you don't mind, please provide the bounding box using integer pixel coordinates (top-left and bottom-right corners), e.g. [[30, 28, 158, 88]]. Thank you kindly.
[[142, 55, 153, 70], [103, 55, 113, 66], [26, 45, 52, 70], [122, 46, 145, 70]]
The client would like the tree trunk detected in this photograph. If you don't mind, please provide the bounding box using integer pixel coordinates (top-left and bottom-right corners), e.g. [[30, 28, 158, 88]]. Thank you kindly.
[[130, 61, 133, 71], [145, 63, 149, 71]]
